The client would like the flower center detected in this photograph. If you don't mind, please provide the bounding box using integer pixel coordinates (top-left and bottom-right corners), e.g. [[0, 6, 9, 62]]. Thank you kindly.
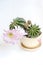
[[8, 33, 14, 38]]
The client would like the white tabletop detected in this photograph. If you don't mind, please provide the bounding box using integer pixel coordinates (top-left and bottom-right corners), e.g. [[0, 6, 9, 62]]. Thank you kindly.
[[0, 0, 43, 65]]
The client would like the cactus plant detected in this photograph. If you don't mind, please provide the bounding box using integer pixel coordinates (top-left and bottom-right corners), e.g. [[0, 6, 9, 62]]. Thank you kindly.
[[27, 24, 41, 38], [9, 17, 26, 30], [9, 17, 32, 31]]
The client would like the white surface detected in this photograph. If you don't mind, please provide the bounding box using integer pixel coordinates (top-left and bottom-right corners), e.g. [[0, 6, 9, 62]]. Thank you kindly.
[[0, 0, 43, 65]]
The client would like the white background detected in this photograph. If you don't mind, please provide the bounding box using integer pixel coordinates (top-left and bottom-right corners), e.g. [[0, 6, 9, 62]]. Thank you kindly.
[[0, 0, 43, 65]]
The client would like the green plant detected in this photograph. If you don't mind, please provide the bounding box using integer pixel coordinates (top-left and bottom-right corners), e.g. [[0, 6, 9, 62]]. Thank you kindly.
[[9, 17, 26, 29], [27, 24, 41, 38], [9, 17, 32, 31]]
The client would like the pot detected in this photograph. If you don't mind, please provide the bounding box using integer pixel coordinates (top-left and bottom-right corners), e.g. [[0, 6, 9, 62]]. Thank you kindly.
[[21, 34, 42, 50]]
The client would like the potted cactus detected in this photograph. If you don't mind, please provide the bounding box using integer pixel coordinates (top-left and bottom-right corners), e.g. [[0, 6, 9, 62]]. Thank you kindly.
[[21, 24, 42, 49], [9, 17, 42, 49]]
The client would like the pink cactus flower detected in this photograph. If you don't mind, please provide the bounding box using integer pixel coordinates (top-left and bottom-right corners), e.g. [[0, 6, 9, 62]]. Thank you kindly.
[[3, 27, 27, 44]]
